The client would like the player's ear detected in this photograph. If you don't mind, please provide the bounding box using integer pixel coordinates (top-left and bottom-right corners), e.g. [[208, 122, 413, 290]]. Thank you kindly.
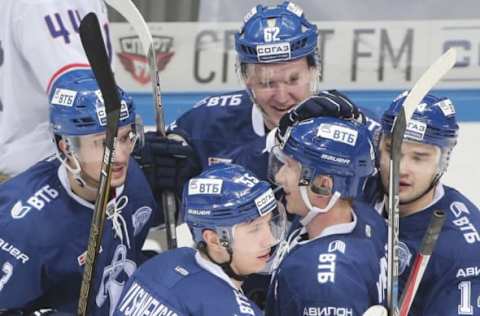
[[310, 175, 333, 197], [58, 137, 74, 159], [203, 229, 220, 248]]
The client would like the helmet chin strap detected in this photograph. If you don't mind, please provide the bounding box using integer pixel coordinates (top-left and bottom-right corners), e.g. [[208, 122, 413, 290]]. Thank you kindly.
[[299, 186, 341, 226], [56, 151, 98, 193], [198, 241, 247, 282]]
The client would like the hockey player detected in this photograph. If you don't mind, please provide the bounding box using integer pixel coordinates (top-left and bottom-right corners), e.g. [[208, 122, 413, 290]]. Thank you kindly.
[[265, 116, 388, 315], [113, 163, 287, 316], [134, 1, 373, 200], [0, 0, 111, 179], [0, 70, 157, 315], [377, 93, 480, 315]]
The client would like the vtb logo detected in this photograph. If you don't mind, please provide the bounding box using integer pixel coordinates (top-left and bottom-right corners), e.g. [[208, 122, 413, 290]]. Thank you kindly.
[[117, 35, 175, 84]]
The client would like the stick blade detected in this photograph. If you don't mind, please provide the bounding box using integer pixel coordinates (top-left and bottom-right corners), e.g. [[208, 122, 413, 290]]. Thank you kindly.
[[79, 12, 121, 117], [402, 48, 457, 122], [104, 0, 154, 58]]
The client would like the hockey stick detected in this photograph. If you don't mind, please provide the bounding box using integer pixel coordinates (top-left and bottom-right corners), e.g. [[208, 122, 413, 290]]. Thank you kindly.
[[398, 210, 446, 316], [105, 0, 177, 249], [386, 48, 456, 316], [77, 13, 122, 316]]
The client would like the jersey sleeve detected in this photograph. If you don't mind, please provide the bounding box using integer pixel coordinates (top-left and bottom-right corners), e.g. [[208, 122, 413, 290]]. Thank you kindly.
[[0, 225, 47, 309], [12, 0, 111, 93]]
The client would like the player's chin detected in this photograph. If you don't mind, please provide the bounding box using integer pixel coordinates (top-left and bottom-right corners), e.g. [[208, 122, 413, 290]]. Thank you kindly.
[[110, 166, 128, 186]]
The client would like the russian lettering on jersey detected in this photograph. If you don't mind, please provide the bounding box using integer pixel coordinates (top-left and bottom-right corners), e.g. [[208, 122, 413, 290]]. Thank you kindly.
[[116, 282, 179, 316]]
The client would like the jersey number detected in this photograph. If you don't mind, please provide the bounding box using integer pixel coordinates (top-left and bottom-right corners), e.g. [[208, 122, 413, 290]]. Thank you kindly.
[[45, 10, 81, 44], [458, 281, 474, 315], [0, 261, 13, 291], [44, 10, 112, 59]]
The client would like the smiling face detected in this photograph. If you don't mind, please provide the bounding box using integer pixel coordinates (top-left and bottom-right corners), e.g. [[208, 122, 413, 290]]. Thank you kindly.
[[229, 212, 278, 275], [244, 58, 314, 130], [379, 135, 441, 215]]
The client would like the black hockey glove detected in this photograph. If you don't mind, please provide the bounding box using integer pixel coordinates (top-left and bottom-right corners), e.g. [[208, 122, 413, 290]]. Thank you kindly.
[[132, 131, 201, 200], [276, 90, 365, 144]]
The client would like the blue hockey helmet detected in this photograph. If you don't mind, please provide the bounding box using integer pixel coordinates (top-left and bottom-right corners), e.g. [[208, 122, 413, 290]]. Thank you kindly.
[[49, 69, 135, 137], [382, 92, 459, 172], [235, 1, 318, 64], [271, 116, 376, 200], [183, 163, 286, 246]]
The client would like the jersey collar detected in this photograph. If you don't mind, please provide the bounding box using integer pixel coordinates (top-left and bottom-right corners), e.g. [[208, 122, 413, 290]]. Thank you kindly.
[[293, 210, 358, 247], [251, 103, 266, 136], [57, 164, 125, 210], [194, 250, 241, 291]]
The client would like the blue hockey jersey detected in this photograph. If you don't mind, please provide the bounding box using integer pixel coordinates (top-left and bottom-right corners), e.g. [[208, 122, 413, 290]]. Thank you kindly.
[[169, 90, 381, 181], [113, 247, 263, 316], [0, 156, 157, 315], [396, 185, 480, 316], [265, 203, 388, 316]]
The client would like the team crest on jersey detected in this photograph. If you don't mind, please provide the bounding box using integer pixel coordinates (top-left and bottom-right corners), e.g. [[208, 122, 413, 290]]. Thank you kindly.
[[132, 206, 152, 236], [117, 35, 175, 85], [96, 244, 137, 315], [398, 241, 412, 275]]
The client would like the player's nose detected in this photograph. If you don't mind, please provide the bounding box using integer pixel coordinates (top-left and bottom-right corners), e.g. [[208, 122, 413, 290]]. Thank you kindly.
[[273, 83, 291, 104]]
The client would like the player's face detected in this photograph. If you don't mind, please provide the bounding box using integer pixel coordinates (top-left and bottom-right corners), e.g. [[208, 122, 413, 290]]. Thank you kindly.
[[274, 156, 309, 216], [230, 212, 277, 274], [244, 58, 314, 130], [77, 125, 136, 188], [379, 136, 440, 215]]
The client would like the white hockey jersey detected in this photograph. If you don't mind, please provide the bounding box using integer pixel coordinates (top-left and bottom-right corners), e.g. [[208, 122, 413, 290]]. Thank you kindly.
[[0, 0, 112, 176]]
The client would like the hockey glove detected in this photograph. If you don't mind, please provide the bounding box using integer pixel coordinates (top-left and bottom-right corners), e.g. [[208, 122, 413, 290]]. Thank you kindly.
[[276, 90, 365, 144], [132, 131, 201, 200]]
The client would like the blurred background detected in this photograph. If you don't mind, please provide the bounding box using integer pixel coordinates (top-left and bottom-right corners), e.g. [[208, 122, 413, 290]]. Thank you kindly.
[[107, 0, 480, 205]]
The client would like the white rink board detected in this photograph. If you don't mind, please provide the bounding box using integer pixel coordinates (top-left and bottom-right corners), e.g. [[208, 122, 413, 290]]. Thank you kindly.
[[110, 19, 480, 92], [443, 122, 480, 207]]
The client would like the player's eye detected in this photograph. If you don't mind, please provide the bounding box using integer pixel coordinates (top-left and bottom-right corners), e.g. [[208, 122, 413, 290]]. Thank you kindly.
[[287, 74, 300, 85]]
